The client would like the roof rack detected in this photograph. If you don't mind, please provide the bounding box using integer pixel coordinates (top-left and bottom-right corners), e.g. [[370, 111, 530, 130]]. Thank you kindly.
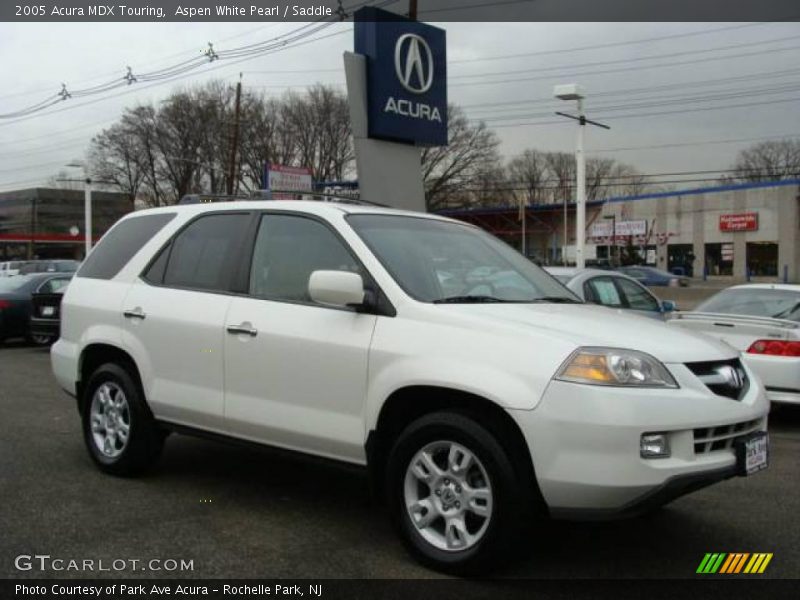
[[179, 189, 386, 207]]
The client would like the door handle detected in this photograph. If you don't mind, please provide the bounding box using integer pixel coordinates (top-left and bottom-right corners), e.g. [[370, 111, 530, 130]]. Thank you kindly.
[[226, 323, 258, 337], [123, 308, 146, 320]]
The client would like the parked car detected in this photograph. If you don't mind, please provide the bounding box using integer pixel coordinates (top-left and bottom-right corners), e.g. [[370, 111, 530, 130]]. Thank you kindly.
[[545, 267, 675, 320], [0, 273, 73, 344], [617, 265, 689, 287], [29, 278, 72, 345], [669, 284, 800, 406], [52, 200, 768, 574], [18, 259, 80, 275], [0, 260, 27, 277]]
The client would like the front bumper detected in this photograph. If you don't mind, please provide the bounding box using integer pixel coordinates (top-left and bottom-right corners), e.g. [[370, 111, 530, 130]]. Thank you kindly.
[[509, 361, 769, 517]]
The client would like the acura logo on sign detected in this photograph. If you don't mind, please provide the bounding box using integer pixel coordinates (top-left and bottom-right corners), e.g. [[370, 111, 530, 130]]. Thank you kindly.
[[394, 33, 434, 94]]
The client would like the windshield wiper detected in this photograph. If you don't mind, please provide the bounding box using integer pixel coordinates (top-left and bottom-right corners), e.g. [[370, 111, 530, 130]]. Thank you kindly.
[[433, 295, 510, 304], [530, 296, 582, 304]]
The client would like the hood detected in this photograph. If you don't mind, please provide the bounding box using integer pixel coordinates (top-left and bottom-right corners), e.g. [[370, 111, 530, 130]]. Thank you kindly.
[[438, 303, 737, 363]]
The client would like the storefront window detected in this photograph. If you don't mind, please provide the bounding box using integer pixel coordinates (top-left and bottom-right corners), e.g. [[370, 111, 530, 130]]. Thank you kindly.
[[705, 243, 733, 276], [746, 242, 778, 277], [667, 244, 695, 277]]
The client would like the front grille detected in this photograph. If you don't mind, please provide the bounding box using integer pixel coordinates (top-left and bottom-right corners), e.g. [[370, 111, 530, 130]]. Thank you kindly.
[[693, 418, 762, 454], [685, 358, 748, 400]]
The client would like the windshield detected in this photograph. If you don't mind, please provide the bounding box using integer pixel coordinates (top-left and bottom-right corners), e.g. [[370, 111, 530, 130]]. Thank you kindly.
[[696, 288, 800, 322], [347, 214, 580, 303]]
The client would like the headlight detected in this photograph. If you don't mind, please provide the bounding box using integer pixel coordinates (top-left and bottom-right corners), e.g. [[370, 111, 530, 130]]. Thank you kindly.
[[555, 347, 678, 388]]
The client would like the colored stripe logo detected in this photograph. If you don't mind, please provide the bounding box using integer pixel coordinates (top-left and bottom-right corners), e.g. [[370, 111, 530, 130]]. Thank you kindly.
[[697, 553, 773, 574]]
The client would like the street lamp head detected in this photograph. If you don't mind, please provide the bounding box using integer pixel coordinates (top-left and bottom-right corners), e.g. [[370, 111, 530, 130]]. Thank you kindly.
[[554, 83, 586, 101]]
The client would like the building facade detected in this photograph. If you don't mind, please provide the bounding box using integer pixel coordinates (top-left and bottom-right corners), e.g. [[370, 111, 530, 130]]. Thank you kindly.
[[0, 188, 131, 260], [441, 179, 800, 283]]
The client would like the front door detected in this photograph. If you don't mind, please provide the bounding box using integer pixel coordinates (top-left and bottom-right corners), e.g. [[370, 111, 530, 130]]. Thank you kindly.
[[223, 213, 377, 463]]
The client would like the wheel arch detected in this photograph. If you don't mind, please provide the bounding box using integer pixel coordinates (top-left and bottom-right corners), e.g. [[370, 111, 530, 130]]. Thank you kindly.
[[77, 343, 144, 413], [365, 385, 543, 509]]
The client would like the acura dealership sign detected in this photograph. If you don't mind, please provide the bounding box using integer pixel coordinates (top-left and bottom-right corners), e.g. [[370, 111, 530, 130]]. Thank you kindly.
[[354, 7, 447, 146]]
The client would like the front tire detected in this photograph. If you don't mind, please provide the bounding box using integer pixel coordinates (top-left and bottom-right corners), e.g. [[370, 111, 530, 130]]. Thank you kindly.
[[81, 363, 164, 476], [385, 411, 533, 575]]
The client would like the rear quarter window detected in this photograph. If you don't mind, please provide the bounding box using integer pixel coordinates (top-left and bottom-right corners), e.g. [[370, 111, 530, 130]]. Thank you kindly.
[[77, 213, 176, 280]]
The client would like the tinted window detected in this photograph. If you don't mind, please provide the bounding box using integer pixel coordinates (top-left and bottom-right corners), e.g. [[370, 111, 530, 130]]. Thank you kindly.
[[616, 277, 659, 311], [78, 213, 175, 280], [38, 277, 71, 294], [164, 213, 250, 292], [249, 215, 360, 303], [142, 243, 170, 284], [585, 277, 624, 307]]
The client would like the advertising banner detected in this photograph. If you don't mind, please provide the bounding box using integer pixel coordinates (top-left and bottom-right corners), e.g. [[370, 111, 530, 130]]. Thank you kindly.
[[720, 212, 758, 232], [263, 163, 313, 199]]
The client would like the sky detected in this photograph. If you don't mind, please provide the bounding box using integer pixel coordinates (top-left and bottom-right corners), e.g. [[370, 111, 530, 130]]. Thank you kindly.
[[0, 19, 798, 191]]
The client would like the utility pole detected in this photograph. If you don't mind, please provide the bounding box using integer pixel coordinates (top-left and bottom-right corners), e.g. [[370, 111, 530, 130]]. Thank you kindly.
[[409, 0, 417, 19], [227, 75, 243, 196]]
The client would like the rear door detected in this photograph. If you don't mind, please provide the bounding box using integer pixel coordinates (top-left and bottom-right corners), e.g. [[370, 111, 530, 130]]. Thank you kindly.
[[122, 211, 251, 431], [223, 212, 377, 463]]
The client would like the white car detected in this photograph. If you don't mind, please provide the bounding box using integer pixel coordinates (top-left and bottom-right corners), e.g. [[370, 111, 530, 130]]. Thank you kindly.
[[52, 199, 769, 573], [669, 284, 800, 406], [0, 261, 25, 277], [545, 267, 676, 320]]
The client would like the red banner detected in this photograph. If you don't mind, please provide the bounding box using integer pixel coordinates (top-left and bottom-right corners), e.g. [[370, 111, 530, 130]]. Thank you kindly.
[[720, 212, 758, 232]]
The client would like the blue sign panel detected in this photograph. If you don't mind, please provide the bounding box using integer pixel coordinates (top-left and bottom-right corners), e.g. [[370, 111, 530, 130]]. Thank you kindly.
[[354, 7, 447, 147]]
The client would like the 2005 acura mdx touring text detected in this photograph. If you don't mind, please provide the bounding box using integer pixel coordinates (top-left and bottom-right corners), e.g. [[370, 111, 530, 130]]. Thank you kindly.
[[51, 198, 770, 574]]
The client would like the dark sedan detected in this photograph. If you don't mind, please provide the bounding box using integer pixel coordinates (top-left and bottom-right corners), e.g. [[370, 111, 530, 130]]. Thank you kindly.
[[0, 273, 72, 345], [616, 265, 690, 287]]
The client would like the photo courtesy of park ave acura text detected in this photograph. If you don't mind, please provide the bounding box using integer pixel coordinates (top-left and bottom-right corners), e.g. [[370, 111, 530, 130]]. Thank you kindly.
[[0, 0, 798, 596]]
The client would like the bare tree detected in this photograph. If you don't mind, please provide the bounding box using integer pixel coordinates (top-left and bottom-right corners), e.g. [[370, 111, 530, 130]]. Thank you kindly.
[[727, 139, 800, 182], [507, 149, 548, 206], [421, 105, 501, 210]]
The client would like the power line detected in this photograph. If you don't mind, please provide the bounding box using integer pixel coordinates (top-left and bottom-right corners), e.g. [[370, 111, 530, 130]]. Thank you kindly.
[[590, 133, 800, 154], [0, 0, 392, 122], [448, 22, 780, 64], [449, 34, 800, 81], [451, 42, 800, 88], [473, 95, 800, 128]]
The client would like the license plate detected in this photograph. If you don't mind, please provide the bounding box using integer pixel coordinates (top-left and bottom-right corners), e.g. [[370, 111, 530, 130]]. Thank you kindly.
[[736, 432, 769, 476], [42, 306, 55, 316]]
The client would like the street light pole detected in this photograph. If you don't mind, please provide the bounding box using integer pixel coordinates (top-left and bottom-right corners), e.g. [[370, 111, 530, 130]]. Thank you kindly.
[[575, 97, 586, 269], [554, 83, 609, 269], [83, 177, 92, 256]]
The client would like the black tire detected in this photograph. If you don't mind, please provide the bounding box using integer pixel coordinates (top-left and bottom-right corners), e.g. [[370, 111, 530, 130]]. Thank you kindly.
[[81, 362, 164, 476], [385, 411, 538, 575]]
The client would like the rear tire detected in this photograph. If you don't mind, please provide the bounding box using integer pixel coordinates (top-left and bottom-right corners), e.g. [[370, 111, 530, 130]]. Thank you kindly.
[[385, 411, 537, 575], [81, 363, 164, 476]]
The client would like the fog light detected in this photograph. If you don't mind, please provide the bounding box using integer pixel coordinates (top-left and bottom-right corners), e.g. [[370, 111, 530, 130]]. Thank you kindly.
[[640, 433, 670, 458]]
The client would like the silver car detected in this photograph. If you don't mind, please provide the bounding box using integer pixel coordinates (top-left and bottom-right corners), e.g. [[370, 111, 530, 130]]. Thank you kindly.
[[545, 267, 676, 320]]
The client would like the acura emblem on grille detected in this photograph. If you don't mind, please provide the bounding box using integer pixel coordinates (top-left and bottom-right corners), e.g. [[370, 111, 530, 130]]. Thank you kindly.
[[715, 365, 744, 389]]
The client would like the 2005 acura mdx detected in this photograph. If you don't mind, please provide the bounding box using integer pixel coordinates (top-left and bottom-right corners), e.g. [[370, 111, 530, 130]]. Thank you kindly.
[[52, 198, 769, 574]]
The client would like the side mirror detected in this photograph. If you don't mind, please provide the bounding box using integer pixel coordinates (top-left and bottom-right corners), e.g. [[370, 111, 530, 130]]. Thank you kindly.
[[661, 300, 677, 312], [308, 270, 365, 308]]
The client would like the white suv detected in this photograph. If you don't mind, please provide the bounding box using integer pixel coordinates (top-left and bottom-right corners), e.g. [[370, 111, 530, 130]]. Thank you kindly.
[[52, 199, 769, 573]]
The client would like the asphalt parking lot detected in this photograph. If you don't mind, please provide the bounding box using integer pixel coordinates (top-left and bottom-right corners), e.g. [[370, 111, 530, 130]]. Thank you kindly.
[[1, 342, 798, 580]]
